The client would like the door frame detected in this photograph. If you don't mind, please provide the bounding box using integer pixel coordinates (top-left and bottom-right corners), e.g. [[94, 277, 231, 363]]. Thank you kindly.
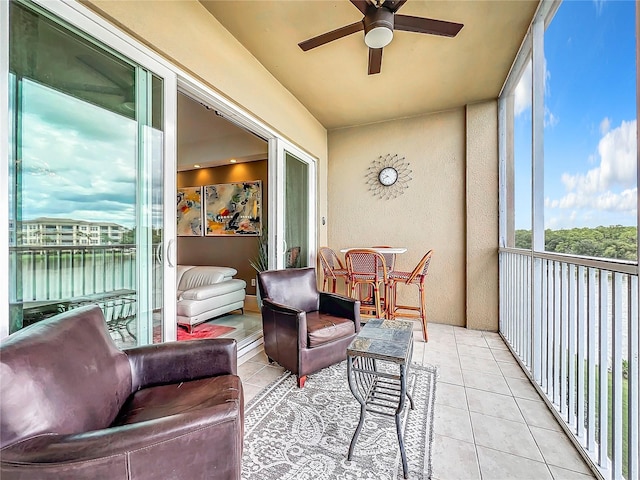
[[1, 0, 10, 338], [0, 0, 178, 341]]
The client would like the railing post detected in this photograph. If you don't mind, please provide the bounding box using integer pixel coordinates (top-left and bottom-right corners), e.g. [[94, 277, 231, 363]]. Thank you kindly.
[[576, 265, 586, 440], [533, 255, 542, 381], [586, 267, 597, 454], [553, 260, 561, 407], [530, 5, 545, 384], [598, 270, 608, 470], [568, 263, 577, 428], [628, 275, 638, 480], [611, 273, 623, 479]]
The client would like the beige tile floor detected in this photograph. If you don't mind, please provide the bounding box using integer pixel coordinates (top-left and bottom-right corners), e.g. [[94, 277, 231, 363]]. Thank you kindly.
[[237, 322, 597, 480]]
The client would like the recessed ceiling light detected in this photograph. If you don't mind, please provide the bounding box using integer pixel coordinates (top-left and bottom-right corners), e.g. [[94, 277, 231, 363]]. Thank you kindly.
[[194, 164, 201, 168], [230, 159, 237, 163]]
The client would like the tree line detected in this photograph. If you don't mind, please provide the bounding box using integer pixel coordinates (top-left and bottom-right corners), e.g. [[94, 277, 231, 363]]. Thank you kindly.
[[515, 225, 637, 261]]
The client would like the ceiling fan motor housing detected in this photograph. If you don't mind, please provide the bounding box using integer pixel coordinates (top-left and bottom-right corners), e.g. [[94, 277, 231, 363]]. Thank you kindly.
[[364, 6, 394, 48]]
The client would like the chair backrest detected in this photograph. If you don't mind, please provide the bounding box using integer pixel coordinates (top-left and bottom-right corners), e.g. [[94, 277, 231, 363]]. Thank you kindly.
[[408, 250, 434, 282], [285, 246, 301, 268], [257, 267, 320, 312], [318, 247, 344, 278], [345, 249, 388, 282], [0, 305, 132, 448], [371, 245, 396, 271]]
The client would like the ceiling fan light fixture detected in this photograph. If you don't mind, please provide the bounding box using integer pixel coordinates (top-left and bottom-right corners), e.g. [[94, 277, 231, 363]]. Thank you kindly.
[[364, 7, 394, 48], [121, 88, 135, 112], [121, 101, 135, 112], [365, 26, 393, 48]]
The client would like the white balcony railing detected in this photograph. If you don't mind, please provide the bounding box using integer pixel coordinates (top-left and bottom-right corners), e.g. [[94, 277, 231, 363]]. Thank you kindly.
[[500, 248, 638, 480], [11, 244, 137, 301]]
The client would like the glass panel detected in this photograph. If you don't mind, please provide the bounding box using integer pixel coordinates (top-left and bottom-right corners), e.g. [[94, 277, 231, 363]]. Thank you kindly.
[[543, 1, 637, 260], [7, 2, 165, 348], [284, 151, 309, 268]]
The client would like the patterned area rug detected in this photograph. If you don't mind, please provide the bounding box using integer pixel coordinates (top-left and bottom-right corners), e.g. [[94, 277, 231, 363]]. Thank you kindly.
[[177, 323, 234, 341], [242, 361, 437, 479], [152, 323, 235, 343]]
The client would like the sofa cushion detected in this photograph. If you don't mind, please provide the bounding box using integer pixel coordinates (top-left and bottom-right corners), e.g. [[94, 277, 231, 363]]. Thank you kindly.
[[0, 306, 131, 448], [179, 270, 227, 291], [306, 311, 356, 348], [113, 375, 242, 426], [177, 287, 246, 318]]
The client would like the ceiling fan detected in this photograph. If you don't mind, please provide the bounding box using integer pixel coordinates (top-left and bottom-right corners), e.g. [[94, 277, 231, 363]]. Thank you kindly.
[[298, 0, 463, 75]]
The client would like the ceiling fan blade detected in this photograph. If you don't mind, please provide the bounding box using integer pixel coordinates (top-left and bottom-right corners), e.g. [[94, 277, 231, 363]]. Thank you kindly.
[[395, 14, 464, 37], [350, 0, 369, 15], [381, 0, 408, 13], [368, 47, 383, 75], [298, 21, 364, 51]]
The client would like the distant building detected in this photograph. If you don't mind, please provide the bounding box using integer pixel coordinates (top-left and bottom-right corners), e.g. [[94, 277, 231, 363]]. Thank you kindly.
[[11, 218, 128, 246]]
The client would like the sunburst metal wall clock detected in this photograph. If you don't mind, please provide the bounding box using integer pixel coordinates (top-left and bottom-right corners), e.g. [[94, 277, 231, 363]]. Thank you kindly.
[[365, 154, 412, 200]]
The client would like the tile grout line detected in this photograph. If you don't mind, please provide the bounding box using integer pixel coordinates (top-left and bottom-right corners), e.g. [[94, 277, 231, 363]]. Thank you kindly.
[[455, 333, 484, 480]]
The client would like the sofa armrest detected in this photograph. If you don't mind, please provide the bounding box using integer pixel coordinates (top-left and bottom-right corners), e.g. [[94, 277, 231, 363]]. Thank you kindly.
[[180, 279, 246, 301], [125, 338, 237, 391], [179, 283, 224, 300], [319, 292, 361, 330], [261, 298, 308, 349]]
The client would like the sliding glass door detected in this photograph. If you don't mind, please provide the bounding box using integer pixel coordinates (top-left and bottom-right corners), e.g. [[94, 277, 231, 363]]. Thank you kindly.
[[3, 0, 177, 345], [272, 140, 316, 270]]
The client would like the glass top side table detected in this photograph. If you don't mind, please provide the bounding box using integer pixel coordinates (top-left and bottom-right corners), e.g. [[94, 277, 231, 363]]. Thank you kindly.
[[346, 318, 415, 479]]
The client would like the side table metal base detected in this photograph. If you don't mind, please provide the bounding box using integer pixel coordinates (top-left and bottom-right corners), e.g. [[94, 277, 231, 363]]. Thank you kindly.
[[347, 355, 415, 479]]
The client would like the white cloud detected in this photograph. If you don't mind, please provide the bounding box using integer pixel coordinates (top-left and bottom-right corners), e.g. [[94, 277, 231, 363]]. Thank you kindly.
[[514, 60, 532, 116], [560, 119, 637, 194], [593, 0, 605, 15], [547, 119, 638, 226], [20, 81, 138, 227], [545, 107, 559, 128], [546, 187, 637, 212]]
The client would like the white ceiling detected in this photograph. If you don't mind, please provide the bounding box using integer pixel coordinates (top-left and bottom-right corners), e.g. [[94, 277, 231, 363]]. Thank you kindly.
[[199, 0, 540, 130], [177, 93, 268, 170]]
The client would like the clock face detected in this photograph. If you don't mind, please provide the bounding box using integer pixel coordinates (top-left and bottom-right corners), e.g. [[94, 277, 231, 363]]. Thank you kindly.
[[378, 166, 398, 186]]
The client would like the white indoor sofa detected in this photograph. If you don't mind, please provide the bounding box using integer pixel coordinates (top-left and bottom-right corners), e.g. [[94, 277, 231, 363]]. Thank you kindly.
[[176, 265, 246, 332]]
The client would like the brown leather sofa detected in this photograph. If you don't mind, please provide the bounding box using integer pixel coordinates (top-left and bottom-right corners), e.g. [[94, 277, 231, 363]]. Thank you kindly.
[[0, 305, 243, 479], [257, 267, 361, 388]]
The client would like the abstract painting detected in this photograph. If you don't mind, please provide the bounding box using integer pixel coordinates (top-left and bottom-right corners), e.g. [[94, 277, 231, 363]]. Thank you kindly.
[[177, 186, 202, 236], [204, 181, 261, 236]]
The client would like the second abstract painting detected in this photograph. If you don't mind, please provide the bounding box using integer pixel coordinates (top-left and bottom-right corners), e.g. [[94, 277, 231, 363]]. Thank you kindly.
[[204, 181, 261, 236]]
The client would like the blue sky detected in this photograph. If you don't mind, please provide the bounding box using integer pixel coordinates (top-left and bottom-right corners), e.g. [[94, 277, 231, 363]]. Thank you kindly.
[[514, 0, 637, 230]]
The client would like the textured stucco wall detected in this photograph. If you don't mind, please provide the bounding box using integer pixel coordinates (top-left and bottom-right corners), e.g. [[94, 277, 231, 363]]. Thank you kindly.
[[328, 103, 500, 330], [466, 101, 499, 331], [328, 109, 467, 327]]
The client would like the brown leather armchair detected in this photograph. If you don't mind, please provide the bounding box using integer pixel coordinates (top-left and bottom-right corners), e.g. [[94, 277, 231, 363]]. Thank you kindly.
[[0, 305, 243, 480], [257, 267, 361, 388]]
